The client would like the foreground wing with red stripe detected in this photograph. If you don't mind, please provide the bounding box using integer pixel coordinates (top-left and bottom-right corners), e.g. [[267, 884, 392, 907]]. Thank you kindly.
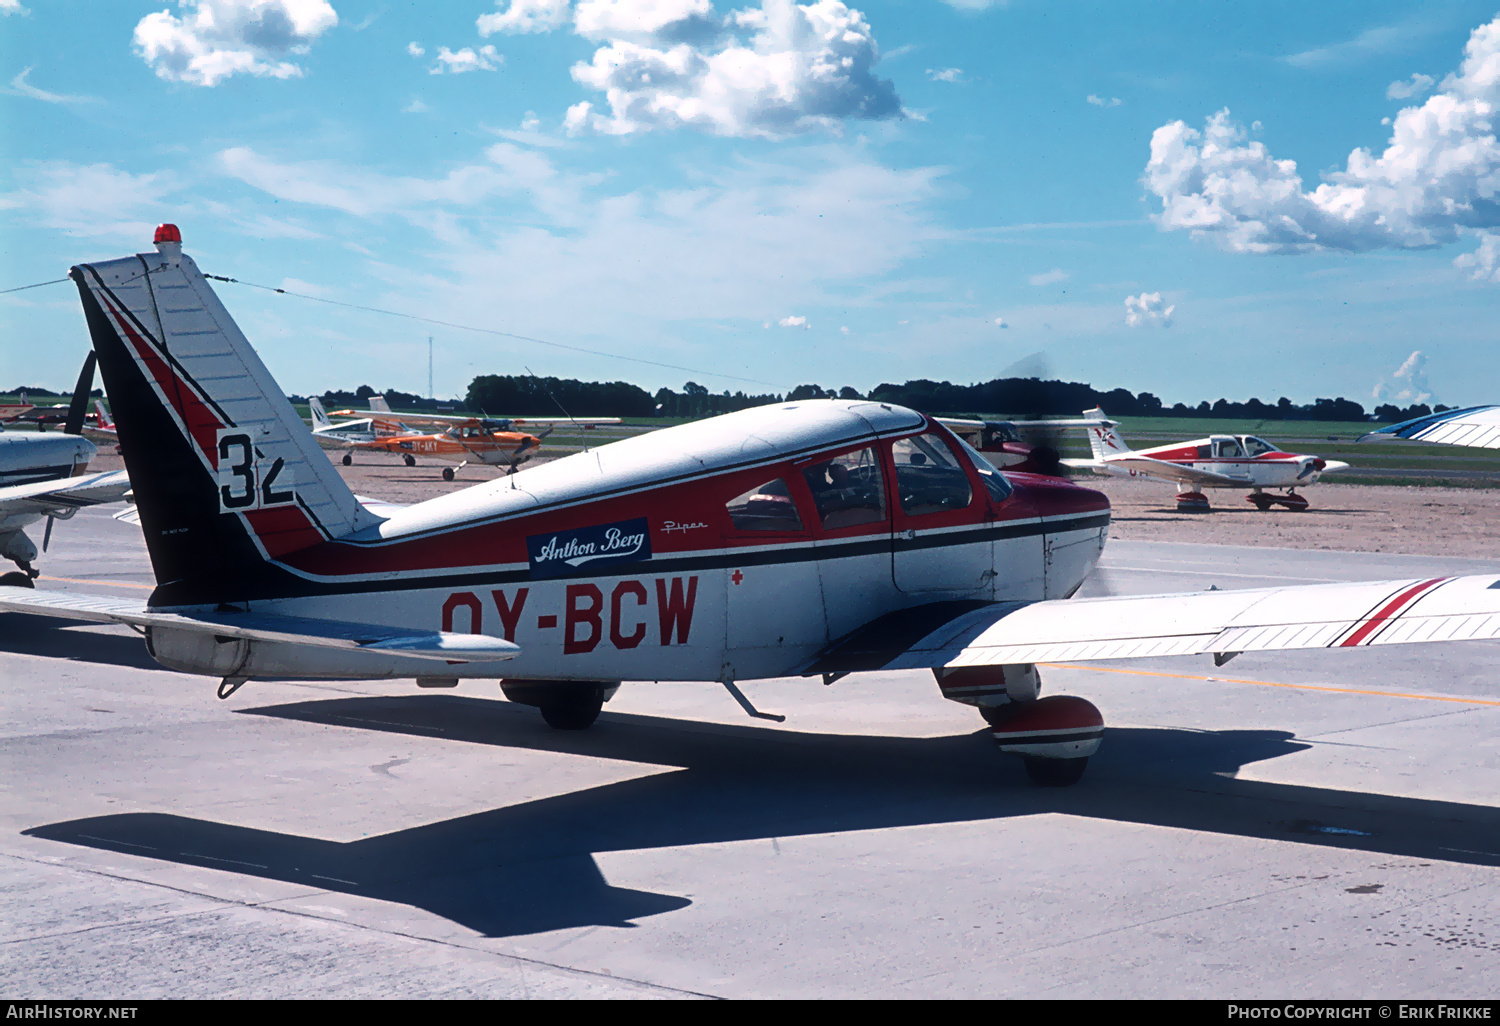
[[830, 575, 1500, 671]]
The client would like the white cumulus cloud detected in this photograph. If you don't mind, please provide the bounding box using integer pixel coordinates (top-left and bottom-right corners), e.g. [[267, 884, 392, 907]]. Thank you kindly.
[[927, 68, 962, 83], [1124, 292, 1174, 327], [133, 0, 338, 86], [1145, 14, 1500, 266], [407, 42, 425, 56], [554, 0, 900, 138], [1087, 94, 1121, 107], [479, 0, 573, 35], [2, 0, 28, 14], [1386, 72, 1433, 99], [1372, 350, 1434, 404], [992, 316, 1008, 328], [431, 45, 503, 74], [778, 314, 809, 328]]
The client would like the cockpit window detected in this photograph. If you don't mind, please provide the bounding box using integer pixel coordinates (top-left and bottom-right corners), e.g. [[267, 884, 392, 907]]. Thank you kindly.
[[892, 433, 974, 516], [1243, 436, 1278, 456], [726, 478, 804, 532], [1213, 438, 1245, 458], [951, 433, 1013, 504], [802, 447, 886, 530]]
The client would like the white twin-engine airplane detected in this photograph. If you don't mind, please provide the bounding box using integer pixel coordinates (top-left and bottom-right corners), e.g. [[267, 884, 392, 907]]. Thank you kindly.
[[3, 227, 1499, 787], [1060, 409, 1350, 511]]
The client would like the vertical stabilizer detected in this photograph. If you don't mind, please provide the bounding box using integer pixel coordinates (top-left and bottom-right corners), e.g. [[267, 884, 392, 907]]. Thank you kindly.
[[70, 225, 380, 606], [1082, 408, 1130, 459], [308, 396, 333, 430], [369, 395, 392, 414]]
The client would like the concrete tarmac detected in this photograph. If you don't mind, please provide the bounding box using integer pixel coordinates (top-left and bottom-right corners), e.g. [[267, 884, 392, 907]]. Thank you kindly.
[[1, 507, 1497, 998]]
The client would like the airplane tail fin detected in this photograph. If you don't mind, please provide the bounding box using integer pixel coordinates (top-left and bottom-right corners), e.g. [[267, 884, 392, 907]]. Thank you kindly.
[[369, 395, 392, 414], [70, 225, 381, 607], [1082, 408, 1130, 459], [93, 399, 114, 431], [308, 396, 333, 430]]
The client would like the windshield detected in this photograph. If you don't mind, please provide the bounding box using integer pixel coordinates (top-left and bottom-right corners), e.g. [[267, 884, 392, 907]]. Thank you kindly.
[[950, 433, 1013, 504], [1242, 436, 1279, 456]]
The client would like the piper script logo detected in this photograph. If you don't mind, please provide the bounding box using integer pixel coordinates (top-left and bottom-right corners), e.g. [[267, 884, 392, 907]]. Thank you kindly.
[[527, 518, 652, 579]]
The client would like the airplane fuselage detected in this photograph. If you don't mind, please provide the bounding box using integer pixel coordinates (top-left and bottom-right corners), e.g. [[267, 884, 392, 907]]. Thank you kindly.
[[150, 405, 1110, 685]]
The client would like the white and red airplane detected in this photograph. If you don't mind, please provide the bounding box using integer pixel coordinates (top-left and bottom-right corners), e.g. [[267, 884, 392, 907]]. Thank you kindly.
[[1058, 409, 1350, 511], [4, 226, 1500, 788]]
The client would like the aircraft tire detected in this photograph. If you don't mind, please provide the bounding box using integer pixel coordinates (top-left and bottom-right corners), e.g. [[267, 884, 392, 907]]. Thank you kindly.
[[1022, 756, 1088, 787], [538, 685, 605, 730], [341, 453, 352, 466], [1250, 495, 1273, 511], [442, 467, 455, 482], [403, 454, 416, 467], [0, 571, 35, 589]]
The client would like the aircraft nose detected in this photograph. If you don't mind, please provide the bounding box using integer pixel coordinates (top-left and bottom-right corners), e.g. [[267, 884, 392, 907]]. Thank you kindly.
[[1006, 473, 1111, 520]]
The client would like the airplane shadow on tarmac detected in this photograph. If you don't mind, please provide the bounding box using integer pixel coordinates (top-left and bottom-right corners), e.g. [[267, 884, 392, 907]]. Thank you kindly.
[[0, 613, 160, 671], [23, 694, 1500, 939]]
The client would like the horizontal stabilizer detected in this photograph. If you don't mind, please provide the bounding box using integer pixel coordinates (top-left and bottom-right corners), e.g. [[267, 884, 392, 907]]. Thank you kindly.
[[0, 587, 518, 664], [0, 470, 131, 517]]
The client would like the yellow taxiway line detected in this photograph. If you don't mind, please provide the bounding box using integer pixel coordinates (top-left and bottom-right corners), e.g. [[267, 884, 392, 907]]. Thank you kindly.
[[39, 575, 154, 590], [1041, 663, 1500, 708]]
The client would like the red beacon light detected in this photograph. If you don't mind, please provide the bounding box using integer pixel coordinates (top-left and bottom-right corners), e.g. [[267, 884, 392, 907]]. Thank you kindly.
[[153, 223, 182, 245]]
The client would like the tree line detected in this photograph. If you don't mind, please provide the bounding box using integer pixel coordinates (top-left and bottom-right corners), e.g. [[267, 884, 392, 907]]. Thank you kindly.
[[283, 375, 1454, 424]]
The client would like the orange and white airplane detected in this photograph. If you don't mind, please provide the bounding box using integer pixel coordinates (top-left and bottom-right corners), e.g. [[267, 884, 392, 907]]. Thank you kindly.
[[323, 396, 620, 480], [0, 394, 35, 422], [9, 226, 1500, 791]]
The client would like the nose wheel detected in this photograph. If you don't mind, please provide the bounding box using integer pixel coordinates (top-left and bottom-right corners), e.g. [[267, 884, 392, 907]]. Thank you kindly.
[[341, 453, 352, 466], [403, 454, 416, 467]]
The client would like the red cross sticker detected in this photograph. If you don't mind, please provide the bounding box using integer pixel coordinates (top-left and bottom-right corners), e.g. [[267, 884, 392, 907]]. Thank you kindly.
[[731, 570, 743, 585]]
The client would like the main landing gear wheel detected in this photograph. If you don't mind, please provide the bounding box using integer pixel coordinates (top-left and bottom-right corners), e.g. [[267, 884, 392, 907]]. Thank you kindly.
[[341, 453, 352, 466], [0, 571, 35, 589], [441, 467, 455, 482], [403, 454, 416, 467], [1175, 490, 1211, 513], [500, 680, 610, 730], [986, 695, 1104, 787], [1247, 493, 1274, 511]]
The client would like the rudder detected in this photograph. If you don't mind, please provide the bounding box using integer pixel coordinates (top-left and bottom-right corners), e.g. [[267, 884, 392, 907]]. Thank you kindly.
[[70, 225, 380, 607]]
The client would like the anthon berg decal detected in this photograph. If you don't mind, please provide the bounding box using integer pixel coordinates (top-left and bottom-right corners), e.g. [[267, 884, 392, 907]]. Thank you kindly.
[[526, 517, 652, 579]]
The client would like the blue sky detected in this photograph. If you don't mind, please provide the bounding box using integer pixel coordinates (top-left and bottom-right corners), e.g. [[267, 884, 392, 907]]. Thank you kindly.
[[4, 0, 1500, 411]]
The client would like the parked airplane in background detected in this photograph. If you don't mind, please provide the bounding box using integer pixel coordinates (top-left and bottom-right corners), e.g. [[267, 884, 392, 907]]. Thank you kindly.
[[1360, 406, 1500, 449], [0, 394, 35, 422], [6, 227, 1500, 790], [1057, 409, 1350, 511], [345, 416, 552, 479], [0, 356, 130, 586], [307, 396, 408, 451]]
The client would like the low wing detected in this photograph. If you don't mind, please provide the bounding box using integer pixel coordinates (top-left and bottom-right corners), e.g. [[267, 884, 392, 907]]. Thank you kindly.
[[1091, 454, 1248, 487], [0, 587, 518, 663], [804, 575, 1500, 673], [0, 470, 131, 518], [1359, 405, 1500, 449]]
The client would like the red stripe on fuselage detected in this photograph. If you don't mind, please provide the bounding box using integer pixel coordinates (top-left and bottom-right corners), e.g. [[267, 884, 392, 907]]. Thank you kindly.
[[1339, 577, 1449, 647], [95, 284, 225, 466]]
